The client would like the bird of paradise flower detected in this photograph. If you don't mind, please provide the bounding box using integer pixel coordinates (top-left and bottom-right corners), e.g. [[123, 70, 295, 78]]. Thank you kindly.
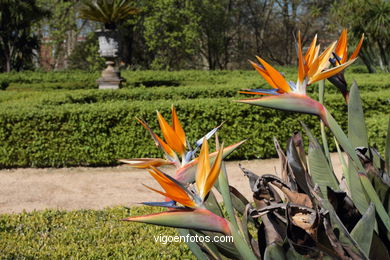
[[237, 30, 363, 123]]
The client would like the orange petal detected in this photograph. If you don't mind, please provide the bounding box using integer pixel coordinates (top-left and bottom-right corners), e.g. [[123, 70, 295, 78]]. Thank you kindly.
[[174, 140, 247, 184], [157, 111, 186, 156], [307, 57, 320, 78], [171, 105, 186, 148], [311, 45, 320, 66], [195, 138, 210, 198], [317, 41, 337, 73], [119, 158, 173, 168], [250, 61, 278, 89], [201, 142, 224, 200], [142, 184, 195, 208], [256, 56, 291, 93], [349, 33, 364, 60], [147, 167, 195, 208], [304, 34, 317, 68], [335, 29, 348, 64], [297, 31, 305, 83], [136, 117, 177, 160], [309, 58, 357, 84]]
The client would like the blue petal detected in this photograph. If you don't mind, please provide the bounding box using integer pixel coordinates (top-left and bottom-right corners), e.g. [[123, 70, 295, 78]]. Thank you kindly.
[[194, 123, 223, 148], [241, 88, 281, 95], [141, 200, 183, 208], [289, 81, 297, 91], [330, 52, 342, 66]]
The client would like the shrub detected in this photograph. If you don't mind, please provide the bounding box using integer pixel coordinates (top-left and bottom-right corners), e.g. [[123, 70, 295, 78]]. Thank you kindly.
[[0, 89, 388, 168], [0, 206, 194, 259]]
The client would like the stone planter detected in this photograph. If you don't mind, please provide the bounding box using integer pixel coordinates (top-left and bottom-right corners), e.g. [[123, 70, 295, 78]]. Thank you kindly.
[[96, 30, 120, 58], [95, 30, 125, 89]]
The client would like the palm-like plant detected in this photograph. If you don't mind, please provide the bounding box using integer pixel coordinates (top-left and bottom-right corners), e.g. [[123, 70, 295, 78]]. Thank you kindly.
[[79, 0, 138, 30]]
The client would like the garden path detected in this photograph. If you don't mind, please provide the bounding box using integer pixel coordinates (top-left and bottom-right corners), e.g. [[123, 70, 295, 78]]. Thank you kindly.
[[0, 154, 343, 214]]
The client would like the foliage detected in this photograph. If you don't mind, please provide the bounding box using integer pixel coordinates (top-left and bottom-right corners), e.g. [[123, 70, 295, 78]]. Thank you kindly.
[[36, 0, 92, 70], [332, 0, 390, 73], [0, 90, 388, 168], [142, 0, 200, 70], [0, 0, 50, 72], [68, 33, 105, 71], [0, 206, 194, 259], [79, 0, 138, 30], [0, 69, 388, 167], [0, 69, 388, 91], [0, 70, 98, 84]]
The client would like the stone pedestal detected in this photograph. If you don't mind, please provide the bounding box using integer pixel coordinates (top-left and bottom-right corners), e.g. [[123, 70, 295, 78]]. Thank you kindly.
[[97, 60, 125, 89]]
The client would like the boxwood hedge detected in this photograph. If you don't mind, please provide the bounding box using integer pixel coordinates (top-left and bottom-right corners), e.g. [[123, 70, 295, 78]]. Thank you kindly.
[[0, 206, 195, 259], [0, 88, 388, 168], [1, 69, 389, 92]]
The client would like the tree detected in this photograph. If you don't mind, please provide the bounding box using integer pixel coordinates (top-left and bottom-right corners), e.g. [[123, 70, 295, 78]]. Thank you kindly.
[[142, 0, 200, 70], [67, 32, 105, 71], [332, 0, 390, 73], [37, 0, 92, 70], [0, 0, 49, 72]]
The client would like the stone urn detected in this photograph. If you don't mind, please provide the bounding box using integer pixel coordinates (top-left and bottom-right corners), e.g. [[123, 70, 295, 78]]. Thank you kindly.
[[96, 30, 125, 89]]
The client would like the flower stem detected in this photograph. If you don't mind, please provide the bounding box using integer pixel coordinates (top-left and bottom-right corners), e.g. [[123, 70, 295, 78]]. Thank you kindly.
[[318, 80, 330, 163]]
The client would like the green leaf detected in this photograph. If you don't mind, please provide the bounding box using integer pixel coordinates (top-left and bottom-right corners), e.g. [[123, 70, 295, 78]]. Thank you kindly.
[[334, 138, 349, 192], [177, 229, 209, 260], [228, 222, 258, 260], [369, 233, 390, 260], [229, 186, 251, 215], [302, 123, 339, 196], [318, 80, 331, 162], [316, 191, 368, 259], [237, 93, 325, 118], [193, 230, 241, 259], [386, 118, 390, 173], [367, 170, 390, 216], [324, 110, 369, 214], [348, 81, 369, 149], [123, 208, 231, 235], [264, 243, 286, 260], [218, 161, 238, 230], [218, 162, 257, 260], [359, 173, 390, 232], [350, 203, 375, 257], [286, 136, 310, 194], [204, 190, 223, 217], [325, 109, 390, 232]]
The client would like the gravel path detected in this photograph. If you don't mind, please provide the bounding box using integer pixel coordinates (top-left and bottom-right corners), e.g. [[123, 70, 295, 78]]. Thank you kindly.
[[0, 154, 343, 214]]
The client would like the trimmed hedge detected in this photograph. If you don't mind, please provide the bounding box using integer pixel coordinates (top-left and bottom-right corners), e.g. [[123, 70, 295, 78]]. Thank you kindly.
[[7, 81, 97, 91], [0, 69, 388, 92], [0, 206, 195, 259], [1, 79, 388, 106], [0, 89, 388, 168], [0, 70, 98, 84]]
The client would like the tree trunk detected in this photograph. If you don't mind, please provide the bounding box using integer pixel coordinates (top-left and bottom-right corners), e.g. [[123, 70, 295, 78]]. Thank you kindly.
[[5, 57, 11, 72], [359, 51, 376, 74]]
